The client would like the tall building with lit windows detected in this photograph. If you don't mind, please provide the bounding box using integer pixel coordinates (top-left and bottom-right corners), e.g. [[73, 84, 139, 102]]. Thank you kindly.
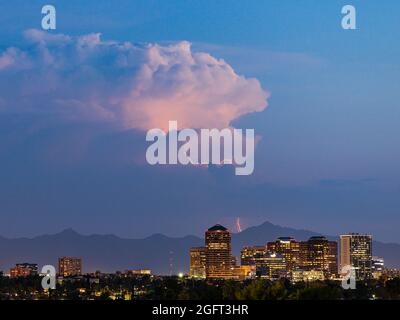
[[240, 246, 288, 279], [254, 252, 287, 279], [189, 247, 206, 278], [267, 237, 300, 272], [340, 234, 372, 280], [58, 257, 82, 277], [240, 246, 267, 266], [371, 257, 384, 272], [371, 256, 384, 279], [327, 241, 339, 276], [205, 224, 232, 279], [300, 236, 338, 278]]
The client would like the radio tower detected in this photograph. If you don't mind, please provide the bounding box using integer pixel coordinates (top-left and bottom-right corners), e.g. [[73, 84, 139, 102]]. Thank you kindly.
[[169, 251, 174, 276]]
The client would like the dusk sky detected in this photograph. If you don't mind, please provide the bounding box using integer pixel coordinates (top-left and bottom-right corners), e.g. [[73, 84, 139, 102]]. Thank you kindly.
[[0, 1, 399, 242]]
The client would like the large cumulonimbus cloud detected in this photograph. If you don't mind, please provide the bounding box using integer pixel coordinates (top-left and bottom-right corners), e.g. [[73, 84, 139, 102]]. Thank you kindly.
[[0, 29, 269, 131]]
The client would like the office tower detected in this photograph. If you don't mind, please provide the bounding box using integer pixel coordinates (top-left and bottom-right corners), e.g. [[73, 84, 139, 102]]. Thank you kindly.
[[9, 263, 38, 278], [371, 256, 384, 279], [240, 246, 267, 266], [189, 247, 206, 278], [205, 224, 232, 279], [340, 234, 372, 280], [327, 241, 339, 276], [255, 253, 287, 279], [372, 257, 384, 272], [267, 237, 300, 271], [240, 246, 287, 278], [300, 236, 338, 278], [58, 257, 82, 277]]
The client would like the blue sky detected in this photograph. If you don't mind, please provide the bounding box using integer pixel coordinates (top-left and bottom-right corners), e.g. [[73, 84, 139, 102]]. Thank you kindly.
[[0, 0, 399, 241]]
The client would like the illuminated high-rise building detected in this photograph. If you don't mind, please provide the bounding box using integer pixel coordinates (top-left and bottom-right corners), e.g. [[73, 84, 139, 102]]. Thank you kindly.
[[300, 236, 338, 278], [9, 263, 38, 278], [255, 252, 287, 279], [205, 224, 232, 279], [267, 237, 300, 272], [371, 256, 384, 279], [340, 234, 372, 280], [327, 241, 339, 276], [189, 247, 206, 278], [240, 246, 267, 266], [372, 256, 384, 272], [239, 246, 287, 279], [58, 257, 82, 277]]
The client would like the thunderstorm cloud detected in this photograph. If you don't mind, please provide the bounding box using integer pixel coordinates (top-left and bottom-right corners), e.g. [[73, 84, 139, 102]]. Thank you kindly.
[[0, 29, 269, 131]]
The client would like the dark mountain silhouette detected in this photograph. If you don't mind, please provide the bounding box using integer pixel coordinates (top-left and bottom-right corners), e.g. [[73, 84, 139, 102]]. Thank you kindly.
[[0, 222, 399, 274], [232, 221, 321, 253], [231, 221, 400, 269], [0, 229, 202, 275]]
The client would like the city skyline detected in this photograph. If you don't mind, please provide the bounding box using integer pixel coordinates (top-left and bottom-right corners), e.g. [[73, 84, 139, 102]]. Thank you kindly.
[[0, 1, 399, 243], [2, 224, 388, 287], [3, 222, 400, 302], [189, 224, 377, 282], [0, 222, 390, 276]]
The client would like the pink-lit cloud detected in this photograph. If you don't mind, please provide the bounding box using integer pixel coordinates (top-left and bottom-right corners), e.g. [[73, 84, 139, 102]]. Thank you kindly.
[[0, 30, 269, 131]]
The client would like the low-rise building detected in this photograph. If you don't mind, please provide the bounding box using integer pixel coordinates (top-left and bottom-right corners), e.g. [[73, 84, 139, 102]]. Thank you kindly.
[[10, 263, 38, 278]]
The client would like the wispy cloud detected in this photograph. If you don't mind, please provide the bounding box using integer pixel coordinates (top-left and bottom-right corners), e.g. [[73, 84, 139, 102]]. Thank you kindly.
[[192, 42, 325, 76], [319, 178, 378, 188]]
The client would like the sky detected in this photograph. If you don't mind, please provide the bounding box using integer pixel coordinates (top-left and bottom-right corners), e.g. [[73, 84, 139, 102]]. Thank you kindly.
[[0, 0, 399, 242]]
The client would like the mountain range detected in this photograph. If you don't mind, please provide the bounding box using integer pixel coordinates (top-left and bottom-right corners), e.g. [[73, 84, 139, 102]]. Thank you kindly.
[[1, 221, 399, 274]]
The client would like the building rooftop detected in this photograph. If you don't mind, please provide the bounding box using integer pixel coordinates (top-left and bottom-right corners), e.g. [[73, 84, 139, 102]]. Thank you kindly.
[[207, 224, 228, 232], [340, 233, 372, 237], [308, 236, 328, 241], [277, 237, 296, 242]]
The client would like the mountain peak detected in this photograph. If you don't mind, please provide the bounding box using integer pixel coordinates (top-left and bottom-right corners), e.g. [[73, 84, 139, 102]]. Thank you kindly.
[[58, 228, 80, 236], [259, 221, 274, 227], [146, 233, 170, 240]]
